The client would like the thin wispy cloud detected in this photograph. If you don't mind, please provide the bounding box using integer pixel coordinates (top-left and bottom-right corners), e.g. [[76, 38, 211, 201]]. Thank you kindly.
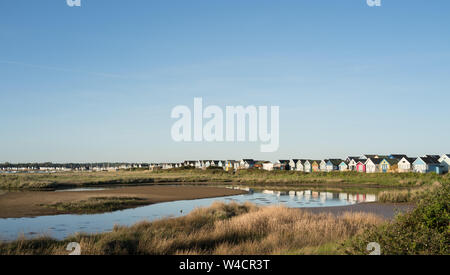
[[0, 60, 132, 79]]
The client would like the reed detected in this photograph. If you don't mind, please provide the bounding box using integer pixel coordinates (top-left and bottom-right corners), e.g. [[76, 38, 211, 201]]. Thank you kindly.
[[377, 182, 442, 203]]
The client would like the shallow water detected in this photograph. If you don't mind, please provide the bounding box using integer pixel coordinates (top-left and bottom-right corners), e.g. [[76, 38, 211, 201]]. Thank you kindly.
[[54, 188, 108, 192], [0, 188, 376, 241]]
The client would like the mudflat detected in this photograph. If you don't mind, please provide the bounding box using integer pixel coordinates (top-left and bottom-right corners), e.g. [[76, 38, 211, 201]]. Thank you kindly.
[[0, 186, 246, 218]]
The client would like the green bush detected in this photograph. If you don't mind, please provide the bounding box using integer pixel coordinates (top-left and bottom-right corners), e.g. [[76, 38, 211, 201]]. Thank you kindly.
[[345, 182, 449, 255]]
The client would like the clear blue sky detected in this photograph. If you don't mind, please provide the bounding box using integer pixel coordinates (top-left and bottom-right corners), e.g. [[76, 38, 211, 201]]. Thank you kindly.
[[1, 0, 449, 163]]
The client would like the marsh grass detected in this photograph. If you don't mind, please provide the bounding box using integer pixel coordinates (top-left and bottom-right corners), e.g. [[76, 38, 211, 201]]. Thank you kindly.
[[1, 169, 448, 190], [0, 202, 382, 255], [378, 182, 442, 203], [41, 197, 150, 214]]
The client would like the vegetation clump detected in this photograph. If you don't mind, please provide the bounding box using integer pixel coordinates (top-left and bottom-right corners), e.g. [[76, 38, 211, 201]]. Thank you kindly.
[[377, 182, 442, 203], [43, 197, 150, 214], [344, 182, 449, 255]]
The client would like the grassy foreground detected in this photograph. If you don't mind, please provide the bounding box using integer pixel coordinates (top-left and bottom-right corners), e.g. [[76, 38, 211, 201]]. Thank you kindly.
[[0, 202, 382, 255], [1, 168, 448, 190]]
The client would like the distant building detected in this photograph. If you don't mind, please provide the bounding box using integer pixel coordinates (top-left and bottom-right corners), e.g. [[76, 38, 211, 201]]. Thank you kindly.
[[413, 157, 443, 174], [183, 161, 197, 167], [262, 161, 274, 171], [365, 158, 383, 173], [438, 154, 450, 173], [398, 157, 415, 173], [311, 160, 321, 172], [379, 158, 399, 173], [224, 160, 239, 172], [289, 159, 301, 171], [389, 154, 408, 160], [326, 159, 342, 172], [239, 159, 255, 169], [303, 160, 312, 173], [339, 161, 349, 172], [319, 160, 328, 172], [356, 161, 366, 173], [276, 160, 291, 170]]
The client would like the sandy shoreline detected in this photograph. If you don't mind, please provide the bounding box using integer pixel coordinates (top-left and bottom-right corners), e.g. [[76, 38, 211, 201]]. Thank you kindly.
[[0, 186, 247, 219]]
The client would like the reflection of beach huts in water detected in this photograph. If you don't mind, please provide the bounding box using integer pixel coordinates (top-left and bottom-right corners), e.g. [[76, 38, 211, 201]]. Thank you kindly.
[[356, 194, 365, 202], [348, 194, 357, 203], [366, 194, 377, 202], [304, 190, 311, 200], [235, 187, 253, 193], [339, 193, 348, 200], [320, 192, 327, 202], [275, 191, 288, 197], [348, 193, 371, 203]]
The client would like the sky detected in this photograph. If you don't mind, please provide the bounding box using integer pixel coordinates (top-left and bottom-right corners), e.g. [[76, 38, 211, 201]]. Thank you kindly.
[[0, 0, 449, 163]]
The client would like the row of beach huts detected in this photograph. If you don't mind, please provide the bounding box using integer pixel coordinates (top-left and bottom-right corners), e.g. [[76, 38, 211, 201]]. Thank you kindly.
[[156, 154, 450, 174], [0, 163, 149, 173]]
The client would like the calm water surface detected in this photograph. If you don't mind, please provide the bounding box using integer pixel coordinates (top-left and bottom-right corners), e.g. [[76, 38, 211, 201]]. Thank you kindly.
[[0, 188, 377, 241]]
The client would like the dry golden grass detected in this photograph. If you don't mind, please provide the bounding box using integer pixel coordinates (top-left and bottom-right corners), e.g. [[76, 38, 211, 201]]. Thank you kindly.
[[0, 202, 383, 255]]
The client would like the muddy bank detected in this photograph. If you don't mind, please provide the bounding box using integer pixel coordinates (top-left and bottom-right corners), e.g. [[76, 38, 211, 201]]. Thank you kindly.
[[0, 186, 246, 218]]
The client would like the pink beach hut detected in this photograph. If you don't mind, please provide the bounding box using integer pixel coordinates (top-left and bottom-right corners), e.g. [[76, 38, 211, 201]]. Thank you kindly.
[[356, 161, 366, 173]]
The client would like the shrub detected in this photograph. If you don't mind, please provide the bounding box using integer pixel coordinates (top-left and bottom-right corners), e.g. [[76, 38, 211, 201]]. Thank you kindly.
[[345, 182, 449, 255]]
